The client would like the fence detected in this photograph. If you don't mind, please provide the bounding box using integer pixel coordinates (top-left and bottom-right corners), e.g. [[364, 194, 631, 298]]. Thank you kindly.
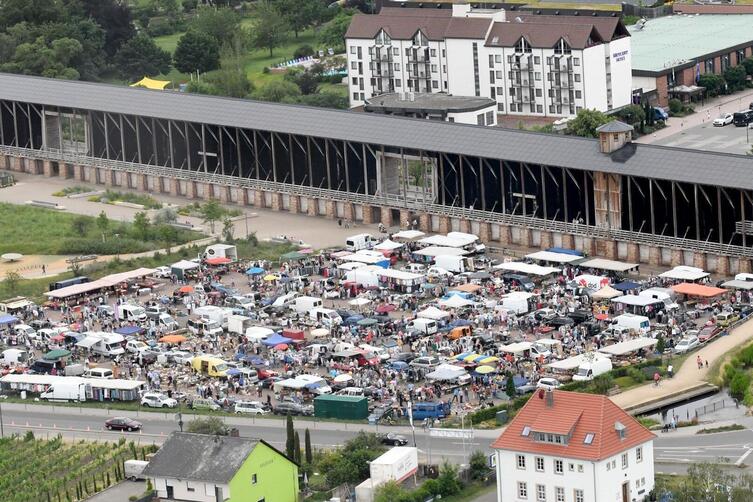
[[695, 398, 736, 418]]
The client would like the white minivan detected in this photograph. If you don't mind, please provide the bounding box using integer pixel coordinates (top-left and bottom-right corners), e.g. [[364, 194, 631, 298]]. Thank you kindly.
[[309, 307, 342, 327], [85, 367, 114, 379]]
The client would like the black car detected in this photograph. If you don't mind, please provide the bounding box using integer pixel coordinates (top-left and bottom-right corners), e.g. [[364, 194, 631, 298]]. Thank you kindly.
[[104, 417, 142, 431], [379, 433, 408, 446], [547, 316, 575, 328], [568, 310, 593, 324], [390, 352, 416, 363], [273, 401, 314, 416]]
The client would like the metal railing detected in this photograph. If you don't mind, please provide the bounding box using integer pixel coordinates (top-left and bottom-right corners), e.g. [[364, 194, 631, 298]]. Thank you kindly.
[[5, 145, 753, 258]]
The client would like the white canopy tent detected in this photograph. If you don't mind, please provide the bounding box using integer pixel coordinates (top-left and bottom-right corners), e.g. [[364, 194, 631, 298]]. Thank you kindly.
[[611, 295, 662, 307], [439, 295, 476, 308], [579, 258, 639, 273], [391, 230, 425, 241], [659, 266, 709, 282], [494, 261, 561, 276], [413, 246, 468, 257], [374, 239, 403, 251], [546, 353, 605, 371], [598, 338, 657, 356], [417, 306, 450, 320], [337, 262, 367, 271], [45, 267, 158, 299], [426, 364, 467, 381], [591, 285, 622, 300], [525, 250, 583, 264], [500, 341, 533, 354], [348, 297, 372, 307], [245, 327, 275, 341], [722, 280, 753, 291]]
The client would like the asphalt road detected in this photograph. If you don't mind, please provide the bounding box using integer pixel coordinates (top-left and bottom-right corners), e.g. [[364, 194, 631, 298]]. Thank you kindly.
[[653, 427, 753, 472], [0, 402, 497, 466]]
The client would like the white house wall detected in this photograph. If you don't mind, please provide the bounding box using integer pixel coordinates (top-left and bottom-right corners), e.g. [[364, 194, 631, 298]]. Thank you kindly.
[[152, 476, 229, 502]]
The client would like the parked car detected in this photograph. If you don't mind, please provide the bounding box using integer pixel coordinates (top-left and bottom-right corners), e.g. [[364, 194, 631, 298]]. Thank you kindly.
[[191, 398, 221, 411], [536, 377, 561, 391], [153, 266, 172, 278], [713, 113, 734, 126], [140, 392, 178, 408], [234, 401, 269, 415], [379, 433, 409, 446], [674, 336, 700, 354], [698, 326, 721, 343], [409, 356, 440, 369], [273, 401, 314, 416], [104, 417, 142, 432]]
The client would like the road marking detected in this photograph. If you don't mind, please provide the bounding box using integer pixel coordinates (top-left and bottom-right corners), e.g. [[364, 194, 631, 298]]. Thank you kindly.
[[735, 448, 753, 467]]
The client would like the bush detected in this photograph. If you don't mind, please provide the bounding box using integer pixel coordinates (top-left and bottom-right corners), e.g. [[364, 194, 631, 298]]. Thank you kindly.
[[294, 44, 315, 59], [627, 366, 646, 383], [668, 99, 683, 115], [469, 450, 491, 480], [186, 417, 229, 435], [729, 370, 751, 401]]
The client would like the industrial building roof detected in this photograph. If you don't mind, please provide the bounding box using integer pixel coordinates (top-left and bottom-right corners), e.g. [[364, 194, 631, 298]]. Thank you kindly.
[[629, 14, 753, 73], [0, 73, 752, 190]]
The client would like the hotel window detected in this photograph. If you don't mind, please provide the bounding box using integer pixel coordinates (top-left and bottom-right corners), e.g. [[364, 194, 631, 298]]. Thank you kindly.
[[495, 54, 502, 63], [486, 110, 494, 124], [575, 90, 582, 99], [497, 103, 504, 111], [574, 74, 581, 82], [535, 72, 541, 81], [574, 489, 584, 502], [535, 89, 542, 97], [568, 463, 574, 472], [431, 48, 437, 57], [393, 47, 399, 56], [350, 62, 357, 69], [555, 487, 565, 502], [432, 80, 438, 89], [517, 455, 527, 469], [537, 484, 546, 501], [395, 80, 401, 88], [518, 482, 528, 499], [394, 63, 400, 71], [535, 457, 544, 471], [431, 64, 437, 73], [350, 46, 356, 54], [573, 57, 580, 66], [554, 460, 563, 474], [705, 58, 715, 73]]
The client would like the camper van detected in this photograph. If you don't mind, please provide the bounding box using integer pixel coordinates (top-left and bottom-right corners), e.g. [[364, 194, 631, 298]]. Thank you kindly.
[[345, 233, 375, 252], [0, 348, 29, 367], [613, 313, 650, 334], [191, 355, 229, 377], [572, 357, 613, 381], [293, 296, 323, 314], [90, 333, 126, 358], [155, 313, 179, 331], [117, 304, 147, 322], [309, 307, 342, 327]]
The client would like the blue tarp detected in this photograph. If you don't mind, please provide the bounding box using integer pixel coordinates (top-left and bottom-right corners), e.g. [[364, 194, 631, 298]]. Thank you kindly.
[[246, 267, 265, 275], [442, 291, 472, 299], [261, 333, 292, 347], [115, 326, 144, 336], [546, 247, 583, 256], [613, 281, 642, 292], [0, 314, 18, 325]]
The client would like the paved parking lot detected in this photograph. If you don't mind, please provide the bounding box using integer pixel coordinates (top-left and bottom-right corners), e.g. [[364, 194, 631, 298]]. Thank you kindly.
[[653, 121, 753, 155]]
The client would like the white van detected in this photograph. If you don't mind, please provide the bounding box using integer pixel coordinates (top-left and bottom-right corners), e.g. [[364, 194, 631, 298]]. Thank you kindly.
[[613, 313, 650, 334], [13, 324, 36, 340], [117, 304, 147, 322], [406, 318, 438, 335], [187, 317, 223, 339], [309, 307, 342, 327], [345, 233, 374, 252], [293, 296, 323, 314], [85, 367, 114, 379], [359, 344, 390, 362], [194, 305, 227, 328], [0, 348, 29, 366], [572, 357, 613, 381], [91, 334, 126, 358], [434, 255, 475, 274]]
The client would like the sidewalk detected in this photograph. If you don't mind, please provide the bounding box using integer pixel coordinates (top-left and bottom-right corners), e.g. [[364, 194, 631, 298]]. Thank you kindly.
[[636, 88, 753, 144], [611, 318, 753, 410]]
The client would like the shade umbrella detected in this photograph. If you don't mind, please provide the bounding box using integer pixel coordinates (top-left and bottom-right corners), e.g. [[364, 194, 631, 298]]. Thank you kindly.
[[477, 356, 499, 364], [358, 318, 379, 327], [178, 285, 194, 294], [160, 334, 187, 344], [462, 353, 482, 362], [246, 267, 265, 276], [595, 313, 610, 321], [50, 334, 65, 342], [273, 343, 289, 351], [376, 304, 396, 314], [333, 374, 353, 383], [474, 365, 496, 375], [43, 349, 71, 360], [310, 328, 330, 338], [349, 298, 371, 307], [263, 274, 280, 282]]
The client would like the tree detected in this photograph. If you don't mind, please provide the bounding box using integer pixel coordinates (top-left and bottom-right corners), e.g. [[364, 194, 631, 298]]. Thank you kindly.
[[252, 80, 301, 103], [469, 450, 491, 480], [724, 65, 747, 92], [199, 200, 224, 233], [285, 415, 295, 460], [114, 34, 172, 80], [565, 109, 611, 138], [153, 207, 178, 225], [436, 462, 462, 496], [293, 431, 302, 464], [185, 416, 228, 435], [318, 11, 354, 52], [96, 211, 110, 235], [656, 334, 666, 354], [132, 211, 151, 240], [287, 70, 319, 95], [71, 215, 90, 237], [4, 36, 83, 80], [174, 30, 220, 73], [505, 373, 516, 398], [275, 0, 327, 39], [222, 216, 234, 242], [4, 270, 21, 294], [250, 3, 289, 57], [296, 92, 349, 109], [75, 0, 136, 56], [0, 0, 65, 29], [592, 373, 614, 395], [373, 481, 406, 502], [615, 104, 645, 127], [304, 428, 312, 465], [317, 432, 385, 487], [729, 371, 750, 401], [189, 6, 241, 46], [743, 56, 753, 77], [697, 73, 725, 97], [206, 67, 253, 98]]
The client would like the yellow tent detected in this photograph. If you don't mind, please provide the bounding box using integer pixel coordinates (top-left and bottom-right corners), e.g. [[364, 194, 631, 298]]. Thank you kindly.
[[130, 77, 170, 90]]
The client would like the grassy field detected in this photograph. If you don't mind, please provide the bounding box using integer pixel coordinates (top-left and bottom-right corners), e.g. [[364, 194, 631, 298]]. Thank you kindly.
[[0, 203, 202, 256], [0, 435, 156, 502]]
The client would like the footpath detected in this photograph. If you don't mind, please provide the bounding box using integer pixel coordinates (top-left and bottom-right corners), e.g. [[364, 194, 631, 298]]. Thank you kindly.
[[612, 318, 753, 410]]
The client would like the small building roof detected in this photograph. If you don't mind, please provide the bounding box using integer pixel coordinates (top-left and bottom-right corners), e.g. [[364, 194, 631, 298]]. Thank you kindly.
[[595, 121, 634, 133], [143, 433, 288, 484], [579, 257, 638, 273], [365, 92, 496, 114], [491, 390, 655, 461]]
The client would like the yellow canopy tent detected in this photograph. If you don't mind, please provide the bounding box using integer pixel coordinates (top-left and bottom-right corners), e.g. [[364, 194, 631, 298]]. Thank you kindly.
[[130, 77, 170, 90]]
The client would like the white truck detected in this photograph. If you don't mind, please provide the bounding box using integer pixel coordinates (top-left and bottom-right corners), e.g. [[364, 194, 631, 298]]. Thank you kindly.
[[117, 304, 147, 322], [293, 296, 323, 314], [406, 318, 438, 335], [572, 355, 613, 381], [204, 243, 238, 262], [345, 233, 375, 252], [0, 348, 29, 366], [613, 313, 650, 334], [228, 315, 254, 336], [90, 333, 126, 358], [194, 305, 228, 329], [40, 379, 87, 402], [155, 313, 179, 331], [370, 446, 418, 484], [434, 254, 474, 274], [309, 307, 342, 327]]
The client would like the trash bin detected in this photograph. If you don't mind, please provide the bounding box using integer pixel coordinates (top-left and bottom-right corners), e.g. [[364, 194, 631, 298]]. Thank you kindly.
[[495, 410, 508, 425], [20, 391, 26, 400]]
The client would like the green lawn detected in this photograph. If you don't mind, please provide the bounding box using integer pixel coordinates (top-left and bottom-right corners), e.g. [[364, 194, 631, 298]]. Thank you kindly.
[[153, 31, 183, 54]]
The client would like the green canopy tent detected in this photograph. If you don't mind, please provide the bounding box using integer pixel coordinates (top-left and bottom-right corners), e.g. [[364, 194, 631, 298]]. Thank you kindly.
[[280, 251, 306, 261], [43, 349, 71, 360]]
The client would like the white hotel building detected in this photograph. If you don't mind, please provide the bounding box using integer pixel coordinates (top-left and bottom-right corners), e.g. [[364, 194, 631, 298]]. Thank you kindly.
[[345, 5, 632, 120], [491, 390, 655, 502]]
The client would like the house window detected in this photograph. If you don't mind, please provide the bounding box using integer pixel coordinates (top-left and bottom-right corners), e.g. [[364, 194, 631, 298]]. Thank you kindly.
[[252, 474, 257, 484], [360, 93, 365, 101], [489, 71, 495, 84], [486, 111, 494, 124], [536, 104, 543, 113], [442, 49, 446, 57], [568, 463, 574, 472], [431, 64, 437, 73], [350, 46, 356, 54], [622, 453, 629, 469], [554, 460, 563, 474], [350, 62, 357, 69], [535, 89, 542, 97], [574, 74, 581, 82], [394, 63, 400, 71], [573, 57, 580, 66], [517, 455, 527, 469], [497, 103, 504, 112], [490, 88, 496, 99], [496, 70, 503, 79], [489, 54, 494, 67], [536, 484, 546, 501], [477, 114, 485, 126], [636, 447, 643, 463], [574, 489, 584, 502], [187, 487, 195, 492], [549, 105, 555, 113], [352, 77, 358, 85], [534, 56, 540, 64], [393, 47, 399, 56], [518, 482, 528, 499], [495, 55, 502, 63], [575, 90, 582, 99], [353, 92, 359, 100], [535, 457, 544, 471], [535, 72, 541, 81], [432, 80, 438, 88], [577, 464, 584, 473], [395, 80, 401, 88], [555, 487, 565, 502], [431, 48, 437, 57]]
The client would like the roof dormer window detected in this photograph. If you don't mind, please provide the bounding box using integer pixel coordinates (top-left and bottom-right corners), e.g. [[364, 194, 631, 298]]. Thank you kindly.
[[375, 30, 391, 46], [554, 38, 571, 55], [514, 37, 532, 53], [413, 30, 428, 47]]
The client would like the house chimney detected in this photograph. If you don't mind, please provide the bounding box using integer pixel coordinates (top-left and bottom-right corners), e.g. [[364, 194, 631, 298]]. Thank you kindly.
[[545, 390, 554, 407]]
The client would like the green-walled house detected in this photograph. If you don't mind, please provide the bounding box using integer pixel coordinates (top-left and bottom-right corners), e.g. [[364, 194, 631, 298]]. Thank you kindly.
[[143, 432, 299, 502]]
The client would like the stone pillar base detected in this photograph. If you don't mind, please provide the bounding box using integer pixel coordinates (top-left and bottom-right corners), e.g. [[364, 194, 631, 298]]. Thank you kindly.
[[362, 205, 376, 224], [289, 195, 300, 214], [324, 199, 335, 218], [42, 160, 53, 177], [342, 202, 354, 222], [626, 243, 639, 263], [380, 207, 393, 228], [598, 240, 617, 260], [419, 214, 431, 233], [649, 247, 661, 266], [218, 185, 230, 204], [458, 219, 470, 233], [399, 209, 412, 230], [670, 249, 683, 267], [437, 216, 450, 234], [561, 234, 574, 250], [717, 256, 730, 276], [519, 228, 532, 248], [739, 259, 752, 274], [306, 198, 317, 216], [693, 252, 707, 271], [478, 222, 490, 243], [540, 231, 553, 249], [186, 181, 197, 199], [160, 177, 171, 194], [136, 174, 147, 192], [499, 225, 512, 246]]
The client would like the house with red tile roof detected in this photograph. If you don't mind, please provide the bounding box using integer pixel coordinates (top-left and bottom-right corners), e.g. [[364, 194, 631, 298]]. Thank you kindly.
[[344, 4, 631, 119], [491, 389, 655, 502]]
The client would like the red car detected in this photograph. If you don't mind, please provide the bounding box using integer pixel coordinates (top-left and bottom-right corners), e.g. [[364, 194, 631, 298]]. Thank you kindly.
[[104, 417, 142, 432], [257, 369, 279, 380], [698, 326, 721, 343]]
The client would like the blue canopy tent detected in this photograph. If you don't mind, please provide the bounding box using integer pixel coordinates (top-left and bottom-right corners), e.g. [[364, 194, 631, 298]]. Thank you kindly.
[[245, 267, 265, 276], [546, 247, 583, 256], [115, 326, 144, 336], [613, 281, 642, 292], [0, 314, 18, 325], [261, 333, 292, 347]]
